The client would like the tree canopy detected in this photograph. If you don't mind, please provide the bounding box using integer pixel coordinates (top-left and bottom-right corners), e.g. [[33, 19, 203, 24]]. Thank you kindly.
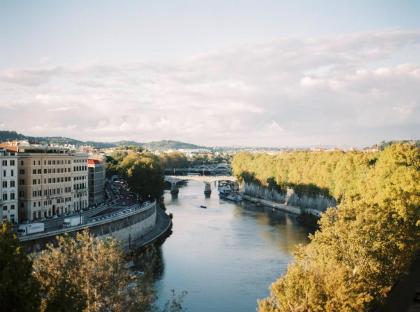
[[232, 143, 420, 311], [33, 230, 156, 312], [106, 150, 165, 201]]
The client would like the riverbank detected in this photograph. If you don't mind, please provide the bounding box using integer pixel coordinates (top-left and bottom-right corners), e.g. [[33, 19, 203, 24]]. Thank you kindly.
[[129, 207, 172, 250], [242, 194, 322, 217]]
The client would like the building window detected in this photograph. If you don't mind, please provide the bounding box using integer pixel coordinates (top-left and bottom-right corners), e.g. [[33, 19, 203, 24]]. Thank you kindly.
[[10, 160, 15, 166], [10, 170, 14, 177], [2, 181, 6, 188], [33, 169, 36, 174], [2, 205, 6, 211], [20, 160, 24, 166], [2, 194, 7, 200], [10, 181, 15, 187], [10, 205, 15, 210], [10, 193, 15, 200], [2, 160, 7, 166]]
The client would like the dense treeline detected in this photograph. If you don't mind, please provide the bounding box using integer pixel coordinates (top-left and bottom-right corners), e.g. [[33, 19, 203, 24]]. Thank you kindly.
[[159, 151, 231, 169], [233, 149, 379, 201], [106, 149, 165, 201], [232, 144, 420, 311]]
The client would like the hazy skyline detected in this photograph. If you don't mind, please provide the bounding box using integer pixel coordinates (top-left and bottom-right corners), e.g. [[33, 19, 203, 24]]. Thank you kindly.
[[1, 1, 419, 147]]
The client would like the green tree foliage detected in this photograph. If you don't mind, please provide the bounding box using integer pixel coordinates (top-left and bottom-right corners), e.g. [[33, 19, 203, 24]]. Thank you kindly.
[[106, 150, 165, 201], [0, 222, 40, 312], [33, 231, 155, 312], [159, 152, 190, 169], [232, 144, 420, 311]]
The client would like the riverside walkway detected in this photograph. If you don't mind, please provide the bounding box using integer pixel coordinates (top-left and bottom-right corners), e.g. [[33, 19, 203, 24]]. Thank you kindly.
[[242, 194, 322, 217]]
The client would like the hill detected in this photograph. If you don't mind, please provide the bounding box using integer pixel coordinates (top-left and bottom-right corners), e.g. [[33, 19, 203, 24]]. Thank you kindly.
[[142, 140, 206, 150], [0, 130, 27, 142], [0, 131, 206, 150]]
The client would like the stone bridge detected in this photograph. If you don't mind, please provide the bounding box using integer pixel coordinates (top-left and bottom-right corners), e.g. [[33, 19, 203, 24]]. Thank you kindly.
[[164, 175, 236, 196]]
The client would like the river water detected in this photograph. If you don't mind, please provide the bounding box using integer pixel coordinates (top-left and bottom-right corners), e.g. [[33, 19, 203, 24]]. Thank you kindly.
[[154, 180, 310, 312]]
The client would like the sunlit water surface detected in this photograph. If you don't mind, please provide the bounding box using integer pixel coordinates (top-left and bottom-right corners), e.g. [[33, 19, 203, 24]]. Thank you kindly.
[[153, 181, 310, 312]]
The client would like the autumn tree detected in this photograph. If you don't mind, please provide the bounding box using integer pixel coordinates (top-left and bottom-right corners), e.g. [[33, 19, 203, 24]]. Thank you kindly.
[[33, 230, 155, 312], [0, 222, 40, 312], [232, 143, 420, 311]]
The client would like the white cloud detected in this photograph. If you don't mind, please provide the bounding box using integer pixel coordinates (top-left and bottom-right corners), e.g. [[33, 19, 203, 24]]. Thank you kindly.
[[0, 30, 419, 146]]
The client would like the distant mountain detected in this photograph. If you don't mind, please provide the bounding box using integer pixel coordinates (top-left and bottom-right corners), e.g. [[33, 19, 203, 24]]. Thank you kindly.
[[26, 136, 84, 146], [143, 140, 207, 150], [113, 140, 144, 147], [0, 131, 206, 150], [0, 130, 117, 148], [0, 130, 26, 142]]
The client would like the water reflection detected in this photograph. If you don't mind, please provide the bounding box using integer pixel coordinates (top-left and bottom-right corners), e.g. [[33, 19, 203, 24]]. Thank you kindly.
[[153, 181, 310, 312], [131, 245, 165, 281]]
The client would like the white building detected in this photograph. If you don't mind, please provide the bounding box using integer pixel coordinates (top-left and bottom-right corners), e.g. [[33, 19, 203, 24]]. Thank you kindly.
[[0, 149, 18, 223]]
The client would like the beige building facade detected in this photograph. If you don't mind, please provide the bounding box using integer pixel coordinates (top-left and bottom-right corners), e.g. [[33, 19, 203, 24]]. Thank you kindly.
[[0, 142, 89, 222]]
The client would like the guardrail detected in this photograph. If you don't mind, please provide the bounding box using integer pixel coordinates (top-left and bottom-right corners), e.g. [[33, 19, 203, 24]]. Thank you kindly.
[[19, 201, 156, 242]]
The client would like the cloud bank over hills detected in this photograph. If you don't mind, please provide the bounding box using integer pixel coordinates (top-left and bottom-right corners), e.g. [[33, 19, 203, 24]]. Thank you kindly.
[[0, 30, 419, 147]]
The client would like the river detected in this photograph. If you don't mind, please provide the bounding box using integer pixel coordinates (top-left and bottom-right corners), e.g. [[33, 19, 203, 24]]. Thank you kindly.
[[153, 180, 310, 312]]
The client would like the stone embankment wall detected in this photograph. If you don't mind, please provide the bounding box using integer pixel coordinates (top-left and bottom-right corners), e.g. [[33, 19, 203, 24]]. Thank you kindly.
[[21, 202, 158, 252], [98, 206, 157, 249], [243, 183, 336, 215]]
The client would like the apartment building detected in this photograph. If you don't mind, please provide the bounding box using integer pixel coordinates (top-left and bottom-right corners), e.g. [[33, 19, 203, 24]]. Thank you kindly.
[[72, 154, 88, 211], [0, 149, 18, 223], [0, 141, 89, 222], [88, 158, 106, 205]]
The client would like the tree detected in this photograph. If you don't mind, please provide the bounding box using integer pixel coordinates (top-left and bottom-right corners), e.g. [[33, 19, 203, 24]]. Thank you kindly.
[[105, 150, 165, 201], [232, 143, 420, 311], [119, 152, 165, 201], [32, 230, 156, 312], [0, 222, 40, 312]]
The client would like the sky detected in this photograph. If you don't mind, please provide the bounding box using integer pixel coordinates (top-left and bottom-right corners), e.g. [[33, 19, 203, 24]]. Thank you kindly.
[[0, 0, 419, 147]]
